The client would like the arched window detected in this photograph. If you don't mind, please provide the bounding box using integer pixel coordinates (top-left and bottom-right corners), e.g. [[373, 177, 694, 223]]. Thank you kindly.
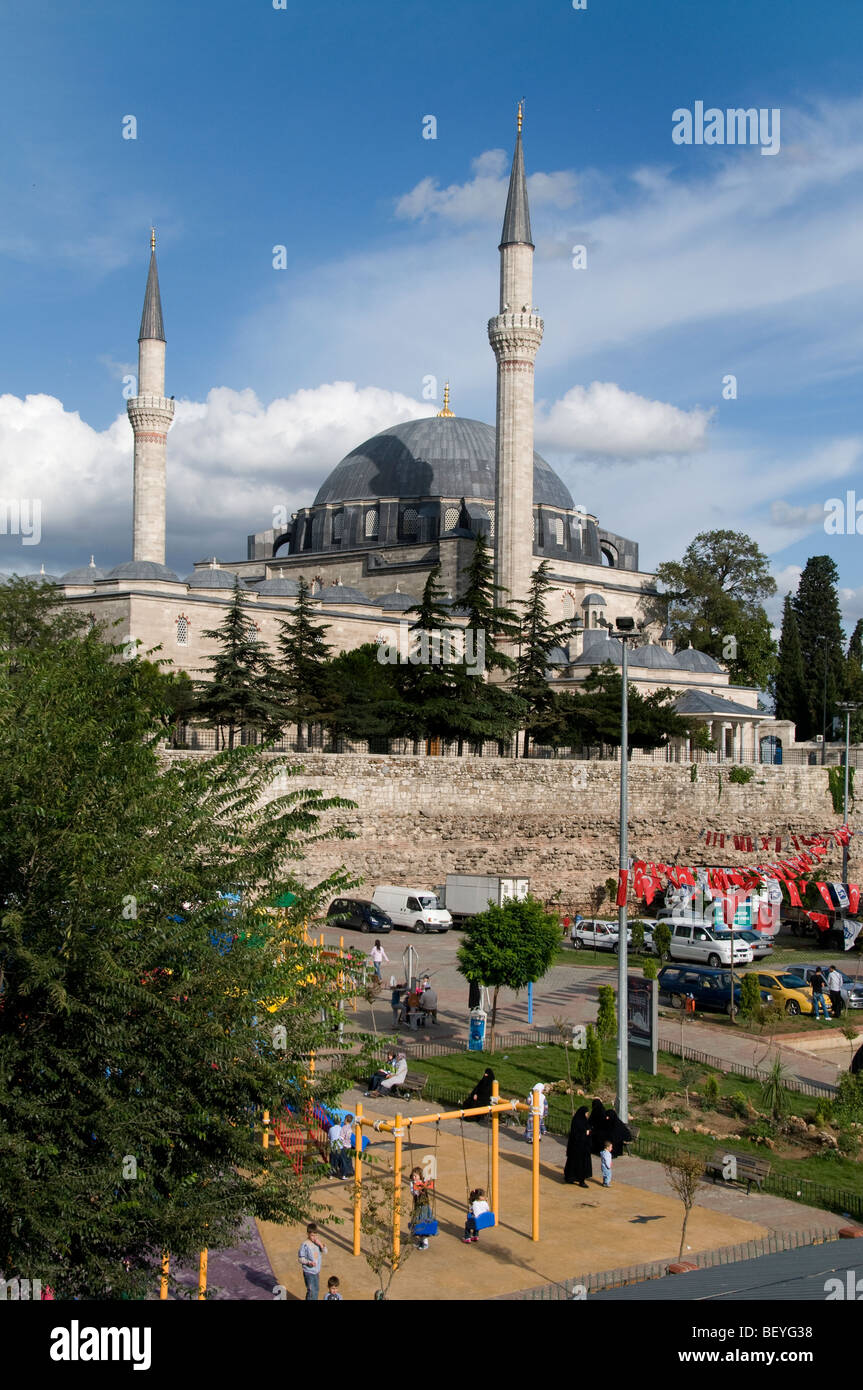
[[364, 507, 379, 539], [331, 510, 343, 543], [561, 592, 576, 620], [444, 506, 460, 533], [601, 545, 616, 568], [552, 517, 564, 545], [176, 615, 189, 646], [246, 624, 259, 643], [400, 507, 419, 539]]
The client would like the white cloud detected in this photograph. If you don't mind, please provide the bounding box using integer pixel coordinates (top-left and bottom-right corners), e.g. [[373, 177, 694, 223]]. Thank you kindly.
[[395, 148, 577, 224], [0, 384, 431, 573], [535, 381, 713, 458], [769, 500, 827, 528]]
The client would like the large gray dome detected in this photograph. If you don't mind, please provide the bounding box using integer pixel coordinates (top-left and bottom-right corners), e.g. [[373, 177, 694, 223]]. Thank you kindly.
[[313, 416, 574, 510]]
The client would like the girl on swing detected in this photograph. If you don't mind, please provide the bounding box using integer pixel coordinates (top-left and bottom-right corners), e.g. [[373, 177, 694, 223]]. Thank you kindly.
[[409, 1166, 434, 1250], [463, 1189, 491, 1243]]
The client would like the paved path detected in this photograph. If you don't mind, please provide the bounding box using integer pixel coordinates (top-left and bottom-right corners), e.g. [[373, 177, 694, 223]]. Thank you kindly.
[[329, 927, 857, 1089]]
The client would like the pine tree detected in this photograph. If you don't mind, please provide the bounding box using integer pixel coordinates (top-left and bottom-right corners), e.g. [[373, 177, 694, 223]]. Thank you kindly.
[[515, 562, 576, 757], [458, 535, 521, 674], [275, 578, 332, 748], [772, 594, 808, 732], [397, 566, 462, 749], [195, 585, 282, 749], [791, 556, 845, 742], [844, 619, 863, 742]]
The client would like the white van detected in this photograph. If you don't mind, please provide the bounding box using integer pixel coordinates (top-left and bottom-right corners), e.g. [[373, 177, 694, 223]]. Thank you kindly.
[[371, 886, 452, 934], [666, 921, 753, 967]]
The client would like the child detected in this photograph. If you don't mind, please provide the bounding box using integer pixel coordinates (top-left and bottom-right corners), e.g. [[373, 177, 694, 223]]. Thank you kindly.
[[409, 1166, 433, 1250], [463, 1188, 490, 1243], [601, 1140, 613, 1188], [324, 1276, 343, 1300]]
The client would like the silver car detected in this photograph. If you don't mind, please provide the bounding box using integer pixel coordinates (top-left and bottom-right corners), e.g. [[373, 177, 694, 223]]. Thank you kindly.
[[793, 964, 863, 1010]]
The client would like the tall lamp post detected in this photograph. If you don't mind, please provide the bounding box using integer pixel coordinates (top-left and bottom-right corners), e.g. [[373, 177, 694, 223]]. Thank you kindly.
[[820, 634, 830, 766], [836, 701, 858, 882], [602, 614, 642, 1123]]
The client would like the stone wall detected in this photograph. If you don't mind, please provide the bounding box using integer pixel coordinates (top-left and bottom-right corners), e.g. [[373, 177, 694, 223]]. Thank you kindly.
[[162, 752, 849, 908]]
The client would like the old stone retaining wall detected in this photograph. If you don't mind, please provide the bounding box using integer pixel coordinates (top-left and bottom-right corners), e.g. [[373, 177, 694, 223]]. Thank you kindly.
[[162, 752, 850, 907]]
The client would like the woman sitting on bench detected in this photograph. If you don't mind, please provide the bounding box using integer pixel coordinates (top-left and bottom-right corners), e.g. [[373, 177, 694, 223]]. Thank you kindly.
[[365, 1049, 397, 1096], [377, 1052, 408, 1095]]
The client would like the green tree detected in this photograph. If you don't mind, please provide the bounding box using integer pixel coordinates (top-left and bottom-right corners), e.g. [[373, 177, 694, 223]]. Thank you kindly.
[[0, 595, 372, 1298], [556, 663, 692, 755], [515, 562, 573, 757], [663, 1152, 705, 1260], [771, 594, 807, 733], [456, 895, 560, 1049], [321, 643, 410, 746], [275, 578, 333, 748], [792, 556, 846, 741], [0, 574, 87, 659], [575, 1023, 603, 1090], [740, 972, 763, 1023], [654, 530, 777, 687], [596, 984, 617, 1041], [458, 534, 521, 673], [844, 619, 863, 742], [654, 922, 672, 961], [195, 585, 282, 749]]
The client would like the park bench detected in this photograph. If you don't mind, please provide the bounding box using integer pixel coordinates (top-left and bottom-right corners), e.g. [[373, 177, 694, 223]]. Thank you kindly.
[[705, 1149, 771, 1194], [387, 1071, 428, 1100]]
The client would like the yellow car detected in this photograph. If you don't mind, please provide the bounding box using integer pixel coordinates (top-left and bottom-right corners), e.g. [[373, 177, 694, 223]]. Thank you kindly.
[[748, 970, 814, 1017]]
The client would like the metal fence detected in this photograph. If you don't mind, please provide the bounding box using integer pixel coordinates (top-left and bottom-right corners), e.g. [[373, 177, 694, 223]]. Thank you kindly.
[[658, 1035, 838, 1098], [502, 1224, 842, 1300]]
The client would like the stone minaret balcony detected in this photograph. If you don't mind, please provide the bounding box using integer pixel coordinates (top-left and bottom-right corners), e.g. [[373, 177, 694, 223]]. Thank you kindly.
[[126, 395, 175, 437]]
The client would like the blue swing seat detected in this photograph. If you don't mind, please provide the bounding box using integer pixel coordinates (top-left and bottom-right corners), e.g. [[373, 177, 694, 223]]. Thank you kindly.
[[474, 1211, 496, 1231], [413, 1218, 439, 1237]]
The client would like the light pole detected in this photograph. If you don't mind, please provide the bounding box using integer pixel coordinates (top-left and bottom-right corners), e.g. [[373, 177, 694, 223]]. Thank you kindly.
[[836, 701, 858, 882], [820, 634, 830, 766], [603, 615, 641, 1123]]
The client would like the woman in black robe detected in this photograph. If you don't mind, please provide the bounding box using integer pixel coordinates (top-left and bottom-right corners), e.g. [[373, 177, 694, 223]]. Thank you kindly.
[[589, 1098, 606, 1155], [564, 1106, 593, 1186], [600, 1107, 632, 1158], [461, 1067, 495, 1121]]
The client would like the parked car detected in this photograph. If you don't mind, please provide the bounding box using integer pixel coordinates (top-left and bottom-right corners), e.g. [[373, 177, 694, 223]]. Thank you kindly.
[[371, 885, 452, 934], [745, 969, 813, 1017], [665, 921, 753, 968], [657, 965, 773, 1016], [326, 898, 393, 933], [791, 964, 863, 1011], [571, 919, 657, 954], [736, 930, 775, 960]]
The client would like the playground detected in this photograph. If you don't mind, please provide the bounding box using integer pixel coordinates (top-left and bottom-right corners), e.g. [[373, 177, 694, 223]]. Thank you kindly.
[[257, 1095, 771, 1300]]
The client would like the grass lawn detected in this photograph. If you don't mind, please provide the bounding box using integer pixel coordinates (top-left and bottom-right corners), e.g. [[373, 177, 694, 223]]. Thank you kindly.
[[413, 1043, 863, 1207]]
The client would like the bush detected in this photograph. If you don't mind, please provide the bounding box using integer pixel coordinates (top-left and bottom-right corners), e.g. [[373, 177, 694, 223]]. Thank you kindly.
[[760, 1057, 789, 1121], [631, 920, 645, 954], [654, 922, 672, 961], [643, 957, 658, 981], [813, 1102, 835, 1127], [729, 765, 754, 785], [746, 1117, 774, 1141], [728, 1091, 749, 1119], [837, 1127, 861, 1158], [833, 1073, 863, 1126], [575, 1023, 603, 1090], [740, 973, 763, 1023], [596, 984, 617, 1041], [701, 1074, 720, 1110], [605, 877, 618, 905]]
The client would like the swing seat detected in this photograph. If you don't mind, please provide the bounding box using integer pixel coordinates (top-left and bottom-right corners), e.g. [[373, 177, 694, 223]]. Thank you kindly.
[[474, 1211, 496, 1231], [413, 1219, 438, 1237]]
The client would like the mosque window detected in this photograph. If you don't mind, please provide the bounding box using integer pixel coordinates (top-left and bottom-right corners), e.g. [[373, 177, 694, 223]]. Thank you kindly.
[[552, 517, 564, 545], [444, 506, 460, 533], [364, 507, 379, 539], [176, 615, 189, 646], [331, 510, 343, 544], [533, 512, 541, 545], [246, 624, 260, 643], [400, 507, 419, 539], [488, 508, 495, 539]]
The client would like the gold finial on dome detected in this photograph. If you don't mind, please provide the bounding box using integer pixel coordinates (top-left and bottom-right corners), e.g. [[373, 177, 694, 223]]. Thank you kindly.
[[150, 226, 156, 251], [517, 100, 524, 134], [437, 382, 454, 417]]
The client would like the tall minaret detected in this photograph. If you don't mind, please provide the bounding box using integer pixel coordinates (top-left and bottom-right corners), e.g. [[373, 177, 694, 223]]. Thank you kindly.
[[488, 103, 543, 608], [127, 230, 175, 564]]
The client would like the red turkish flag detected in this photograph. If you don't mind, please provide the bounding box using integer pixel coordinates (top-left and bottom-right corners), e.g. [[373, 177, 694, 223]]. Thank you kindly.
[[786, 880, 803, 908], [616, 870, 629, 906], [815, 882, 834, 911], [848, 884, 860, 915], [807, 911, 831, 932]]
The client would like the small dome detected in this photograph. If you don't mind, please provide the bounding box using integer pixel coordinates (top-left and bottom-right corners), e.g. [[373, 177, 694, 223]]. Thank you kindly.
[[317, 583, 372, 605], [18, 571, 61, 585], [252, 576, 301, 597], [674, 647, 725, 674], [548, 646, 570, 666], [377, 591, 417, 611], [107, 560, 179, 582], [186, 568, 241, 590], [581, 592, 606, 607], [628, 643, 680, 670], [61, 563, 105, 584], [574, 634, 623, 666]]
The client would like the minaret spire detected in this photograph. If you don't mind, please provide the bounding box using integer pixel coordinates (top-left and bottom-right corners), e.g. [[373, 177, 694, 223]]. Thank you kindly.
[[488, 108, 543, 608], [127, 234, 175, 563]]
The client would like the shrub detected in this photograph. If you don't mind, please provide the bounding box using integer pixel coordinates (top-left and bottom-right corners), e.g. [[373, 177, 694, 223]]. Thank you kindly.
[[760, 1057, 789, 1121], [631, 920, 645, 954], [728, 1091, 749, 1120], [596, 984, 617, 1041], [575, 1023, 603, 1090], [746, 1117, 774, 1141], [605, 877, 618, 905], [643, 956, 658, 981], [813, 1101, 835, 1127], [728, 765, 754, 785], [654, 922, 672, 961], [740, 973, 763, 1023], [837, 1127, 861, 1158], [833, 1073, 863, 1126], [701, 1074, 720, 1110]]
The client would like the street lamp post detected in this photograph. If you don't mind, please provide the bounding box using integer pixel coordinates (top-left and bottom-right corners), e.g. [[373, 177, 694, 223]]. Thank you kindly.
[[605, 615, 640, 1124], [836, 702, 858, 882], [820, 634, 830, 766]]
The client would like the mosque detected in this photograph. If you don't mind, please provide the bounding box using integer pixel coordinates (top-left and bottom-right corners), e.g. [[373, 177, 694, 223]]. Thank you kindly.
[[45, 112, 768, 760]]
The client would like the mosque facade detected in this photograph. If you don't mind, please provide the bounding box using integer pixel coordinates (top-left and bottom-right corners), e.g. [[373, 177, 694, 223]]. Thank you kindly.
[[45, 115, 768, 757]]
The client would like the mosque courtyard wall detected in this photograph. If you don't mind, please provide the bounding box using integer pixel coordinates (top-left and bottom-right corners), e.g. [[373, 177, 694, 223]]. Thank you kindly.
[[161, 751, 845, 905]]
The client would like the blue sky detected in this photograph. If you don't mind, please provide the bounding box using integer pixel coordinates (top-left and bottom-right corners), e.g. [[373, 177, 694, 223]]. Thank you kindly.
[[2, 0, 863, 628]]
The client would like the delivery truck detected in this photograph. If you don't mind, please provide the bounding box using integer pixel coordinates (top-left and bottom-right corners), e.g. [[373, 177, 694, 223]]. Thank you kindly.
[[438, 873, 529, 925]]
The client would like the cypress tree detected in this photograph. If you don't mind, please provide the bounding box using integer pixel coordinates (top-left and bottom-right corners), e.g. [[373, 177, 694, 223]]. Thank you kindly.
[[515, 562, 573, 757], [772, 594, 807, 733], [844, 619, 863, 742], [195, 585, 281, 749], [275, 578, 332, 748], [458, 534, 521, 673], [791, 557, 845, 742]]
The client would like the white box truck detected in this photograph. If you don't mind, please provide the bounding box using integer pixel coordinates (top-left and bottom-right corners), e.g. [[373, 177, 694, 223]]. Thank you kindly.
[[440, 874, 529, 925]]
